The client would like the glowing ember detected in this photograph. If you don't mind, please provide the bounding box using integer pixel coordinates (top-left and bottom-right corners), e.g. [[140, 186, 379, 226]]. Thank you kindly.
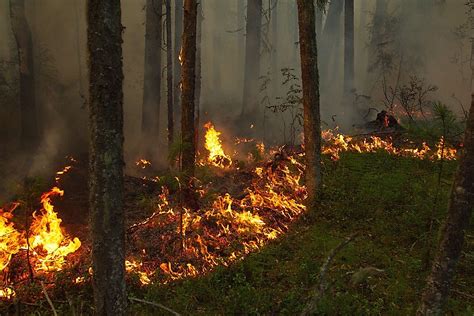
[[136, 158, 152, 169], [204, 122, 232, 168]]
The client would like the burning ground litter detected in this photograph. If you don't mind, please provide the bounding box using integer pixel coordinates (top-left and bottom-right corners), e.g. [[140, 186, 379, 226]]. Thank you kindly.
[[0, 122, 461, 301]]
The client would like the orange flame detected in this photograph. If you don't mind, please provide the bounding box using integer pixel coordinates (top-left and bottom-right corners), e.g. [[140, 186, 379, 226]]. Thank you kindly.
[[204, 122, 232, 168]]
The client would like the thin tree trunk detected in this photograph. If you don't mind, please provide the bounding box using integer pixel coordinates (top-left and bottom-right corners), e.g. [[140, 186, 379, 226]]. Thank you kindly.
[[241, 0, 262, 117], [195, 2, 203, 147], [142, 0, 163, 159], [174, 0, 183, 129], [367, 0, 387, 74], [297, 0, 323, 207], [237, 0, 245, 104], [10, 0, 38, 151], [343, 0, 354, 97], [166, 0, 174, 148], [417, 4, 474, 313], [74, 0, 85, 101], [180, 0, 197, 178], [271, 0, 279, 96], [87, 0, 126, 314], [320, 0, 343, 81]]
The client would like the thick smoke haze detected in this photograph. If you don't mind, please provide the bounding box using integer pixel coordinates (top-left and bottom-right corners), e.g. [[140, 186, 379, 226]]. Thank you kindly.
[[0, 0, 469, 176]]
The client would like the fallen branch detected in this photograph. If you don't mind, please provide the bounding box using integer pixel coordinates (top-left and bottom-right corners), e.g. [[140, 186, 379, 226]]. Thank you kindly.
[[40, 281, 58, 316], [300, 233, 358, 316], [129, 297, 181, 316]]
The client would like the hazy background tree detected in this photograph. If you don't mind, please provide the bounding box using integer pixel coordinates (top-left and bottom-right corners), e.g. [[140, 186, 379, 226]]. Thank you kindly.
[[142, 0, 163, 160], [344, 0, 354, 102], [297, 0, 322, 206], [10, 0, 38, 151], [87, 0, 126, 313], [241, 0, 263, 120]]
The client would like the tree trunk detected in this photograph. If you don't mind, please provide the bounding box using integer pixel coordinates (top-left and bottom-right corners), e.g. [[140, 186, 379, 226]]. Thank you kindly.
[[180, 0, 197, 178], [174, 0, 183, 129], [241, 0, 262, 118], [87, 1, 126, 314], [320, 0, 343, 81], [343, 0, 354, 97], [166, 0, 174, 148], [417, 4, 474, 313], [237, 0, 245, 104], [297, 0, 323, 207], [195, 2, 203, 147], [367, 0, 387, 74], [271, 0, 279, 96], [142, 0, 163, 159], [10, 0, 38, 151]]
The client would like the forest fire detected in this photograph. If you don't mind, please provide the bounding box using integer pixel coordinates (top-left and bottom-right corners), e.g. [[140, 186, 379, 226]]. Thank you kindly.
[[0, 167, 82, 299], [203, 122, 233, 168], [322, 130, 458, 161]]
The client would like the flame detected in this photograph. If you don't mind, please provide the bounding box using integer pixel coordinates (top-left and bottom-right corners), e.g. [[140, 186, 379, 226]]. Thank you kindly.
[[136, 159, 152, 169], [322, 130, 458, 161], [204, 122, 232, 168], [125, 260, 151, 285], [28, 187, 81, 271], [0, 205, 23, 271], [0, 287, 15, 299]]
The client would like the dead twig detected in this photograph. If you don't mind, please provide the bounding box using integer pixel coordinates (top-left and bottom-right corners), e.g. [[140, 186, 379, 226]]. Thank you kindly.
[[300, 233, 358, 316], [40, 281, 58, 316], [129, 297, 181, 316]]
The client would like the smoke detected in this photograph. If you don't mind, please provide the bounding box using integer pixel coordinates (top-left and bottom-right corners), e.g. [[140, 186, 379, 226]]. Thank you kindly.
[[0, 0, 469, 176]]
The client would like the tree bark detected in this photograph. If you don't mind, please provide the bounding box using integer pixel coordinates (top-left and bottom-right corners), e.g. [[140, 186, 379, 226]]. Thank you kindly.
[[142, 0, 163, 159], [195, 2, 203, 147], [417, 3, 474, 313], [166, 0, 174, 148], [87, 1, 126, 314], [297, 0, 323, 207], [10, 0, 38, 151], [180, 0, 197, 178], [174, 0, 183, 129], [166, 0, 174, 150], [241, 0, 262, 118], [343, 0, 354, 97]]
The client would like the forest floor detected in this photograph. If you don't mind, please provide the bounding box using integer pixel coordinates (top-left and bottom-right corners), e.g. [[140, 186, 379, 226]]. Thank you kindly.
[[0, 150, 473, 315], [124, 152, 473, 316]]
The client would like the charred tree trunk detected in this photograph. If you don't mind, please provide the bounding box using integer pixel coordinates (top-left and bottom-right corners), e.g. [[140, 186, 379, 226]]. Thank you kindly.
[[417, 5, 474, 312], [10, 0, 38, 151], [343, 0, 354, 98], [142, 0, 163, 159], [297, 0, 323, 206], [166, 0, 174, 148], [87, 1, 126, 314], [174, 0, 183, 130], [195, 2, 203, 147], [241, 0, 262, 118], [180, 0, 197, 180]]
